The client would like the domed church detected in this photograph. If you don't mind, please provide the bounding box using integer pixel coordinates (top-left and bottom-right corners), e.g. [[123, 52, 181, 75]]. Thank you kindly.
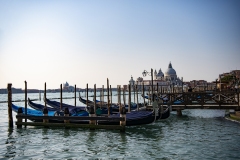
[[129, 62, 182, 90], [154, 62, 182, 85], [154, 62, 182, 86]]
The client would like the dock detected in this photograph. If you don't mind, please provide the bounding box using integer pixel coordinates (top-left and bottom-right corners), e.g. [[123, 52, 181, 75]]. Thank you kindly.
[[7, 80, 127, 132]]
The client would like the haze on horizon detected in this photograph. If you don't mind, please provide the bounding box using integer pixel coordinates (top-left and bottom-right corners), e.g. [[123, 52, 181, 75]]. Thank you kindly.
[[0, 0, 240, 90]]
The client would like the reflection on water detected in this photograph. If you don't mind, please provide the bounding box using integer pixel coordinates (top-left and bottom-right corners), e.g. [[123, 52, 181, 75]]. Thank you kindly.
[[0, 93, 240, 159], [5, 128, 16, 159]]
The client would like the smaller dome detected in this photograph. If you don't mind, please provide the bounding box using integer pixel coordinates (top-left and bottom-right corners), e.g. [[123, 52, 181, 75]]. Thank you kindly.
[[64, 81, 69, 87], [157, 68, 164, 77]]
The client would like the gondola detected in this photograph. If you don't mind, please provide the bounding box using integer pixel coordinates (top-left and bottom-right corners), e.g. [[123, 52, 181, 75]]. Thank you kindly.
[[79, 95, 138, 112], [29, 98, 89, 116], [98, 110, 159, 126], [12, 103, 89, 124], [42, 98, 162, 125], [12, 102, 159, 126], [28, 98, 57, 111], [44, 98, 85, 110], [44, 97, 109, 115], [80, 95, 170, 120], [12, 103, 58, 122]]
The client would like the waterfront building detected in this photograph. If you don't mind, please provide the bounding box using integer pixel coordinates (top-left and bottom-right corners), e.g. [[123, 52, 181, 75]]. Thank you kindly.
[[130, 62, 183, 92], [63, 81, 74, 92]]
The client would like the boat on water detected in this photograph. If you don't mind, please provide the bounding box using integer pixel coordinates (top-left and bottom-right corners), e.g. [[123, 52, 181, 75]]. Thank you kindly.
[[44, 98, 85, 110], [28, 98, 57, 111], [98, 110, 158, 126], [27, 98, 160, 126], [79, 95, 170, 120], [79, 94, 138, 112], [12, 103, 60, 122], [43, 97, 109, 115], [29, 98, 89, 116]]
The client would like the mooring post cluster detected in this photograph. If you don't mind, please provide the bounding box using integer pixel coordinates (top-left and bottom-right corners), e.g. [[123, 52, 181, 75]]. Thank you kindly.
[[9, 80, 126, 132]]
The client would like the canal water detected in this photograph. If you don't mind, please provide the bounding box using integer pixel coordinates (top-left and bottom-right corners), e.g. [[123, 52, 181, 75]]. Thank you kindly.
[[0, 92, 240, 159]]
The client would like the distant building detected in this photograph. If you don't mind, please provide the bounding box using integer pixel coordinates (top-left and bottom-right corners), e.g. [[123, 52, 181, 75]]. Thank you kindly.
[[63, 81, 74, 92], [130, 62, 183, 91]]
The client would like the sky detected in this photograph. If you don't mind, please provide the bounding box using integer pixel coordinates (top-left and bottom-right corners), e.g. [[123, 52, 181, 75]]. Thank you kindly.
[[0, 0, 240, 89]]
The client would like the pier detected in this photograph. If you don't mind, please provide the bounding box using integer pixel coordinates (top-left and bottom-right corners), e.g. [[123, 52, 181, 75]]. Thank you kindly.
[[7, 81, 127, 132], [145, 91, 240, 116], [5, 79, 240, 131]]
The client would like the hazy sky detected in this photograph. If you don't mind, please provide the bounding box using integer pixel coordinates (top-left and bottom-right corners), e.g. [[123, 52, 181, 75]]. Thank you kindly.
[[0, 0, 240, 89]]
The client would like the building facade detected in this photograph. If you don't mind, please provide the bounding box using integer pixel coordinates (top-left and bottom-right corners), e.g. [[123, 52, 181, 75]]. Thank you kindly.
[[129, 62, 183, 91]]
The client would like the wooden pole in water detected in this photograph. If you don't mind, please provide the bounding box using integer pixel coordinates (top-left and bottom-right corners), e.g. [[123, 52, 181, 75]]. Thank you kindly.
[[94, 84, 96, 114], [148, 86, 150, 105], [17, 108, 23, 128], [120, 104, 126, 132], [123, 87, 126, 107], [64, 108, 69, 124], [143, 82, 145, 106], [44, 82, 46, 108], [182, 78, 184, 93], [86, 83, 88, 107], [7, 83, 13, 128], [101, 85, 103, 108], [134, 84, 135, 103], [128, 84, 131, 112], [151, 68, 153, 104], [107, 78, 110, 115], [39, 90, 41, 101], [60, 84, 62, 110], [118, 86, 121, 113], [110, 85, 112, 107], [24, 81, 27, 122], [136, 85, 139, 111], [75, 84, 76, 107]]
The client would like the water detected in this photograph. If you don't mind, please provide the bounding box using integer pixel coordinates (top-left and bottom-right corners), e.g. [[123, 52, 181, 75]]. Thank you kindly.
[[0, 93, 240, 159]]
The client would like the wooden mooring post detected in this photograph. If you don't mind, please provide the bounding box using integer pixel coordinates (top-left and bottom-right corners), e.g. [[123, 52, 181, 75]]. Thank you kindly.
[[24, 81, 27, 122], [136, 85, 139, 111], [128, 84, 131, 113], [86, 83, 88, 107], [44, 82, 46, 108], [43, 108, 48, 123], [118, 86, 121, 108], [176, 109, 182, 116], [110, 85, 112, 107], [17, 108, 23, 128], [89, 106, 96, 126], [142, 82, 145, 106], [107, 78, 110, 116], [94, 84, 97, 114], [64, 108, 70, 123], [75, 84, 76, 107], [120, 105, 126, 132], [7, 83, 13, 128], [60, 84, 62, 110]]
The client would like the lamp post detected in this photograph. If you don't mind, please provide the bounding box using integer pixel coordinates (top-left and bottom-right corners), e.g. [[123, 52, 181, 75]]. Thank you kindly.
[[142, 68, 154, 102]]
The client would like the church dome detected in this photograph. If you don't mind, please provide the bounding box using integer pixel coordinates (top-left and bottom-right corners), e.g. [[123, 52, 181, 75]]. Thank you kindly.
[[165, 62, 176, 76], [157, 68, 164, 77], [64, 81, 69, 87]]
